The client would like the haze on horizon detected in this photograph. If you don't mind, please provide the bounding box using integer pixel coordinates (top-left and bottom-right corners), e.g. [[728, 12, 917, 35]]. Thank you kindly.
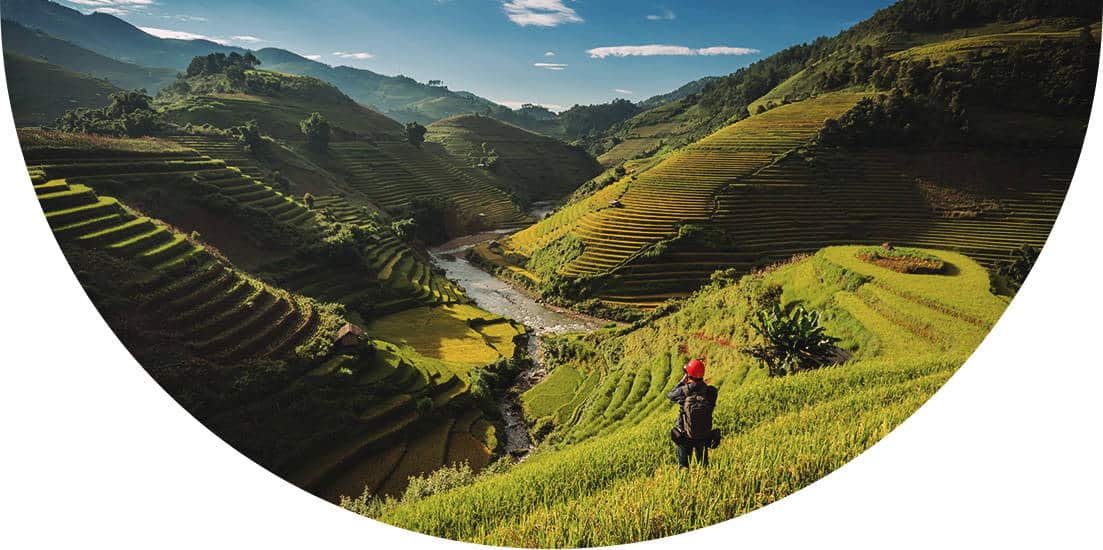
[[56, 0, 894, 111]]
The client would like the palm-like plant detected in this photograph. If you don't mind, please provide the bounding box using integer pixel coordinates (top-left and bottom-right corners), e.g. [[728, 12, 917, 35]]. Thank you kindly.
[[747, 303, 840, 377], [993, 245, 1040, 293]]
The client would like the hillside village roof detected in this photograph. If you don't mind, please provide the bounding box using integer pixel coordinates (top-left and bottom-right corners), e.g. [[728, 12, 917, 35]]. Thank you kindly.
[[336, 322, 365, 341]]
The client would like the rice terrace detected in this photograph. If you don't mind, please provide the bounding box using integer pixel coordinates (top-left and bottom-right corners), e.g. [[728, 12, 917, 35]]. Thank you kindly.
[[2, 0, 1099, 546]]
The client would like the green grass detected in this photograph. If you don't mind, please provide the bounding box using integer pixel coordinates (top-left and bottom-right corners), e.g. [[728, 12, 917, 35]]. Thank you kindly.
[[362, 246, 1007, 545], [366, 304, 525, 372], [521, 365, 583, 420], [428, 114, 602, 202]]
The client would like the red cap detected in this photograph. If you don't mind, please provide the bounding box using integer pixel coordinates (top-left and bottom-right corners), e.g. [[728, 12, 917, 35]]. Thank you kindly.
[[685, 359, 705, 379]]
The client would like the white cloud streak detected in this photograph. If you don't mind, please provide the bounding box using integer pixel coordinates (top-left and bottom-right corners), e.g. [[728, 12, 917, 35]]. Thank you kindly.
[[333, 51, 375, 60], [139, 26, 229, 44], [614, 89, 634, 95], [646, 8, 675, 21], [587, 44, 760, 58], [544, 51, 557, 57], [502, 0, 583, 27], [304, 54, 323, 61], [534, 62, 567, 71], [69, 0, 155, 16], [494, 100, 565, 112]]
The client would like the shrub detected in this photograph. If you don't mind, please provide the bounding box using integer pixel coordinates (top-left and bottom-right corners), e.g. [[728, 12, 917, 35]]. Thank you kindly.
[[406, 122, 428, 149], [300, 112, 331, 151], [747, 303, 840, 377], [229, 120, 263, 153], [991, 245, 1040, 293]]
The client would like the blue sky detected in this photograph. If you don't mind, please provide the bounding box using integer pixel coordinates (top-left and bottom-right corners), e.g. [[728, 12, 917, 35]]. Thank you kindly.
[[61, 0, 895, 110]]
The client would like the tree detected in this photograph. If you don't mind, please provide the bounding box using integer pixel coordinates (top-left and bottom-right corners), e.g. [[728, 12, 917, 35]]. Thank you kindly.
[[303, 193, 315, 208], [405, 122, 427, 149], [993, 245, 1040, 293], [229, 120, 263, 152], [747, 303, 839, 377], [300, 112, 331, 151]]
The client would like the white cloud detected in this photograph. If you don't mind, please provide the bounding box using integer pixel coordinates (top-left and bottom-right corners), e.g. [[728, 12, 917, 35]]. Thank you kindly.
[[502, 0, 583, 27], [534, 62, 567, 71], [68, 0, 155, 16], [333, 51, 375, 60], [544, 51, 557, 57], [494, 99, 565, 112], [646, 8, 675, 21], [138, 26, 230, 45], [614, 89, 634, 95], [231, 35, 263, 43], [697, 46, 759, 56], [304, 55, 323, 61], [587, 44, 760, 58]]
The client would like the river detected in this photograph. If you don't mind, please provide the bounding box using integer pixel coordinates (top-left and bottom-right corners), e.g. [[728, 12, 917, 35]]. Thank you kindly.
[[428, 221, 604, 459]]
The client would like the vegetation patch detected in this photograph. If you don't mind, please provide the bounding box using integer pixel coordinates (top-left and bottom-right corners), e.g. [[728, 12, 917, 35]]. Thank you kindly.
[[857, 245, 946, 274]]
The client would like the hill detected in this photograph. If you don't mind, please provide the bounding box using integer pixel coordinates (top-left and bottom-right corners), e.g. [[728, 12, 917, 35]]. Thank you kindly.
[[0, 1, 517, 125], [354, 245, 1007, 545], [156, 69, 405, 141], [1, 20, 177, 92], [0, 0, 242, 69], [151, 64, 532, 236], [20, 127, 527, 498], [427, 115, 602, 203], [637, 75, 721, 110], [585, 1, 1100, 167], [476, 12, 1098, 315], [254, 48, 507, 125], [3, 52, 120, 126]]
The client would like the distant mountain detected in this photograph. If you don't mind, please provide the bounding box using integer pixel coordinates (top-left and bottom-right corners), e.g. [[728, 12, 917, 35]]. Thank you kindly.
[[1, 20, 177, 92], [638, 76, 721, 110], [253, 48, 506, 124], [0, 0, 243, 69], [0, 0, 512, 124], [3, 51, 119, 126]]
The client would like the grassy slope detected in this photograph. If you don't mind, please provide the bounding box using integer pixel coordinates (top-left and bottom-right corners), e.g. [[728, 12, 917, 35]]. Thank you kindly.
[[18, 129, 519, 499], [372, 246, 1005, 545], [4, 51, 119, 126], [479, 22, 1089, 311], [428, 114, 602, 203], [157, 70, 405, 140]]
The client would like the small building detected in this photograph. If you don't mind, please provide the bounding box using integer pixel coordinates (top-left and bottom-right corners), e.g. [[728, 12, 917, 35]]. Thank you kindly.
[[609, 199, 623, 208], [335, 322, 366, 348]]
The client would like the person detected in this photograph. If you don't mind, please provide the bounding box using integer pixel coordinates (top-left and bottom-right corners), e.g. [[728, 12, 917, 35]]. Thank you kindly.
[[667, 358, 718, 468]]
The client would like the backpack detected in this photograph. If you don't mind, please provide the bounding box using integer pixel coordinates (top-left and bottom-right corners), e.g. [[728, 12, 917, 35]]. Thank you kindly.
[[681, 386, 713, 441]]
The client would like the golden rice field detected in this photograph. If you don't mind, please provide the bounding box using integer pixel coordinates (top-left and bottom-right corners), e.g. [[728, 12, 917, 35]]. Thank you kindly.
[[366, 246, 1006, 545]]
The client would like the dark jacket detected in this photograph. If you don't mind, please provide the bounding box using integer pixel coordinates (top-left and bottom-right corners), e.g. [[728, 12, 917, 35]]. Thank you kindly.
[[667, 379, 718, 435]]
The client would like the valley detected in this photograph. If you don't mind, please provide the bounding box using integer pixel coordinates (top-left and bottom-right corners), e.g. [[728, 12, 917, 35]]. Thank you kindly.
[[3, 0, 1099, 545]]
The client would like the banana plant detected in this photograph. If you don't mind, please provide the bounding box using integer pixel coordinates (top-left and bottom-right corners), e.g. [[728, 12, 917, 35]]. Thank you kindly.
[[747, 303, 840, 377]]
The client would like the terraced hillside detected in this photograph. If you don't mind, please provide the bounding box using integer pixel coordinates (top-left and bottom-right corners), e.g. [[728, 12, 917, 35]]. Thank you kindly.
[[21, 130, 527, 498], [29, 162, 338, 367], [272, 193, 470, 314], [428, 115, 602, 202], [330, 141, 532, 232], [594, 148, 1074, 309], [501, 93, 866, 278], [360, 246, 1008, 545], [287, 305, 525, 502]]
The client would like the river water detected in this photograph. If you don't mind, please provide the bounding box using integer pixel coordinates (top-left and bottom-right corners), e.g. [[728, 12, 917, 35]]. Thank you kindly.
[[428, 221, 604, 459]]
